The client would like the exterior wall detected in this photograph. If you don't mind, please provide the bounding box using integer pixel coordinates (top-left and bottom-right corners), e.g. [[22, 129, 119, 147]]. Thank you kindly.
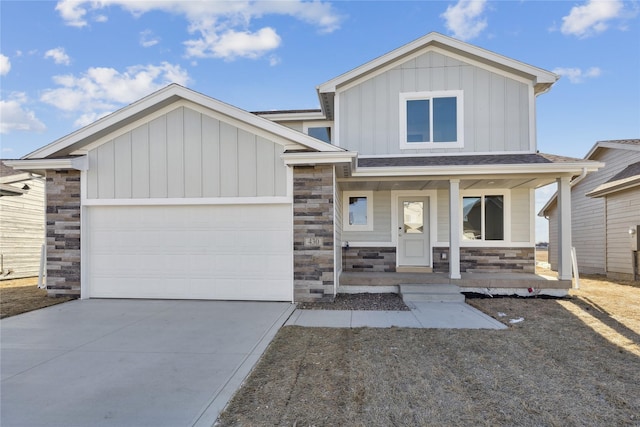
[[342, 247, 396, 272], [87, 106, 287, 199], [511, 188, 531, 242], [338, 50, 530, 155], [45, 170, 81, 297], [341, 190, 392, 242], [293, 165, 335, 302], [0, 175, 45, 280], [605, 188, 640, 280], [334, 174, 343, 277], [433, 247, 534, 273], [548, 205, 559, 271], [437, 189, 450, 242], [547, 147, 640, 274]]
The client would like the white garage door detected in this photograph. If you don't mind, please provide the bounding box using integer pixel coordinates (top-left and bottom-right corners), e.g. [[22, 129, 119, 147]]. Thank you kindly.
[[86, 204, 292, 301]]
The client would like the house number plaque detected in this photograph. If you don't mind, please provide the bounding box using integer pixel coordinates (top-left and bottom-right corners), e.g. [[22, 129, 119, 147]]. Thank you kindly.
[[304, 237, 323, 247]]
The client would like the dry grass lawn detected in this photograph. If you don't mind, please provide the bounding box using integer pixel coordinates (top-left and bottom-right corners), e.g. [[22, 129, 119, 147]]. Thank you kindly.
[[0, 277, 74, 319], [218, 269, 640, 426]]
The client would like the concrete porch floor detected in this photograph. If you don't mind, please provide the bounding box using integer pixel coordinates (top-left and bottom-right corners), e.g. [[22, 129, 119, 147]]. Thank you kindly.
[[339, 271, 572, 295]]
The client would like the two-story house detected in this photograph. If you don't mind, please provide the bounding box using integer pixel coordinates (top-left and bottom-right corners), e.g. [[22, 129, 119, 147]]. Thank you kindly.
[[7, 33, 602, 301]]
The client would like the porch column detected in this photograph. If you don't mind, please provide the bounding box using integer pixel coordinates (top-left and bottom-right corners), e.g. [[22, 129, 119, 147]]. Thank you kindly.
[[557, 176, 573, 280], [449, 179, 461, 279]]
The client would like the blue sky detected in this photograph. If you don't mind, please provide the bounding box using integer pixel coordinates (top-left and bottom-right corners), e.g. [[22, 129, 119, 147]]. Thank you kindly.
[[1, 0, 639, 241]]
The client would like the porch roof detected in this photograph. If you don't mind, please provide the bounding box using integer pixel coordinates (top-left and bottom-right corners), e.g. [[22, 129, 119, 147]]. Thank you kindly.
[[357, 153, 584, 168]]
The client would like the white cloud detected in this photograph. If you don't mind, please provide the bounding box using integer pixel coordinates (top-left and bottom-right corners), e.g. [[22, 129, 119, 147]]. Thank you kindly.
[[0, 93, 46, 134], [561, 0, 624, 38], [140, 30, 159, 48], [45, 47, 71, 65], [40, 62, 190, 128], [441, 0, 488, 41], [55, 0, 342, 60], [553, 67, 602, 83], [186, 27, 281, 60], [0, 53, 10, 76]]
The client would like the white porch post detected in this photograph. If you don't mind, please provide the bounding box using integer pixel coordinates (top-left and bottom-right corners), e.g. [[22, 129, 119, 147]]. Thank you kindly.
[[557, 176, 573, 280], [449, 179, 461, 279]]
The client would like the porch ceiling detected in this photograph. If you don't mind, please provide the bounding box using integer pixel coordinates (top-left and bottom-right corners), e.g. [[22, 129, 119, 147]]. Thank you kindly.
[[337, 175, 558, 191]]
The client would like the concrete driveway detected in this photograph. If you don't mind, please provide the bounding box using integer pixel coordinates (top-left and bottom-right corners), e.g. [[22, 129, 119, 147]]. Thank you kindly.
[[1, 299, 294, 427]]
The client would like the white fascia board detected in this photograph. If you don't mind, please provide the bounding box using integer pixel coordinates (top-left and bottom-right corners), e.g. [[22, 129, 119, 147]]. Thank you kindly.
[[256, 111, 327, 122], [4, 156, 88, 171], [25, 84, 342, 160], [0, 172, 33, 184], [282, 151, 357, 166], [537, 192, 558, 218], [352, 161, 604, 178], [586, 175, 640, 198], [317, 32, 557, 94], [584, 140, 640, 160]]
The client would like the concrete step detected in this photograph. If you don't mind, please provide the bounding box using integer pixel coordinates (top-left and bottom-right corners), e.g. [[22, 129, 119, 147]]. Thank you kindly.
[[399, 284, 465, 303]]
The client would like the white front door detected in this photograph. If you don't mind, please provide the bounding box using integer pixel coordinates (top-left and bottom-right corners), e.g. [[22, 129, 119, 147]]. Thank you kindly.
[[398, 197, 430, 266]]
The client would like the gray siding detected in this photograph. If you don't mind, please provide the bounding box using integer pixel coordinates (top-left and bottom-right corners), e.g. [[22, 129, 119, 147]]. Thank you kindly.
[[437, 189, 450, 242], [605, 188, 640, 277], [0, 176, 45, 279], [548, 147, 640, 274], [338, 51, 530, 155], [342, 190, 392, 242], [87, 106, 287, 199], [511, 188, 531, 242]]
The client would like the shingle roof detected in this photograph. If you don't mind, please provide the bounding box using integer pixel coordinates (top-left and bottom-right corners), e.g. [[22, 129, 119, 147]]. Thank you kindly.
[[598, 139, 640, 146], [357, 153, 584, 168], [0, 160, 19, 177], [606, 161, 640, 183]]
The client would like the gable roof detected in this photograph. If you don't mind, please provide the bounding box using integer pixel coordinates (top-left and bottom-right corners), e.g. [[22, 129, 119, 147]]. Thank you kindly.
[[583, 139, 640, 160], [23, 84, 343, 160], [316, 32, 559, 119]]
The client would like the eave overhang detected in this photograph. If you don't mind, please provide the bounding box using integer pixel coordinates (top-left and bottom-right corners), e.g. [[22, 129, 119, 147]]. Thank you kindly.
[[586, 175, 640, 198], [4, 157, 88, 175], [282, 151, 357, 166]]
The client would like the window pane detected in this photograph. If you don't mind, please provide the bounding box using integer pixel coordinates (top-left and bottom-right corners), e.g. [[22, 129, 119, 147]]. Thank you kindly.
[[463, 197, 481, 240], [403, 201, 424, 234], [406, 99, 430, 142], [349, 196, 368, 225], [433, 97, 457, 142], [485, 195, 504, 240], [308, 127, 331, 143]]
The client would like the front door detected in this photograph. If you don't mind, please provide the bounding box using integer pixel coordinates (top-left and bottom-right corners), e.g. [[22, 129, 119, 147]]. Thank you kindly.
[[398, 197, 430, 266]]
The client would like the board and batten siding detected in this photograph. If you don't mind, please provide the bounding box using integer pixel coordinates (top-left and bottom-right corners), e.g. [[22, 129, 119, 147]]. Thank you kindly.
[[338, 50, 530, 155], [87, 106, 287, 200], [0, 176, 45, 279], [605, 188, 640, 277]]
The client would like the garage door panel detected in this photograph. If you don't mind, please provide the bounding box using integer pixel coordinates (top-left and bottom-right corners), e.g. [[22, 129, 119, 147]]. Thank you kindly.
[[87, 204, 292, 301]]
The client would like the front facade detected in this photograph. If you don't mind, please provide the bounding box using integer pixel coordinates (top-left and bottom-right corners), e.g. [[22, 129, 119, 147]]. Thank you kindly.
[[541, 140, 640, 280], [8, 33, 601, 301]]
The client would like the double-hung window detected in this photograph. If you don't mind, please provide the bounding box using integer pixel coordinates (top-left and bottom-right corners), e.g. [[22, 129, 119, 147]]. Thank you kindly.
[[400, 90, 463, 149], [462, 195, 504, 241]]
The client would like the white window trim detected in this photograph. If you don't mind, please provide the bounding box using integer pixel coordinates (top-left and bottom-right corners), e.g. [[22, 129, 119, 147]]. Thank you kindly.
[[303, 120, 334, 144], [460, 190, 511, 244], [399, 90, 464, 150], [343, 191, 373, 231]]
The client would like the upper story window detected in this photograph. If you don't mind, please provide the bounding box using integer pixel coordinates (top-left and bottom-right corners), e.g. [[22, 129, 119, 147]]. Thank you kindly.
[[400, 90, 463, 149], [304, 121, 333, 144]]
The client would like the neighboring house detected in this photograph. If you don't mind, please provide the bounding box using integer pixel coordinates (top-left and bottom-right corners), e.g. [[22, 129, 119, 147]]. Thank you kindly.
[[6, 32, 602, 301], [0, 161, 45, 280], [540, 140, 640, 281]]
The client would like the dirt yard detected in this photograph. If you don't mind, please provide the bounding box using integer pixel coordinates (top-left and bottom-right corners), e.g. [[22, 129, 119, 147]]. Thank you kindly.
[[218, 274, 640, 426], [0, 278, 74, 319]]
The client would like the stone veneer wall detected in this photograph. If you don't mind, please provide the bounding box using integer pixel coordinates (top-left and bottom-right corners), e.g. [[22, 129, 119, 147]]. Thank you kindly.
[[433, 247, 535, 273], [293, 165, 335, 302], [46, 169, 81, 297], [342, 247, 396, 272]]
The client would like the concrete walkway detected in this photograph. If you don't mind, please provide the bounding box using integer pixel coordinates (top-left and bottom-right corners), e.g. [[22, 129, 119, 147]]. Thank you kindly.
[[286, 301, 507, 329]]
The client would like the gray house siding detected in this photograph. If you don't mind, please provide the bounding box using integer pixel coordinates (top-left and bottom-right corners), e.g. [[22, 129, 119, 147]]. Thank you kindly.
[[0, 174, 45, 280], [87, 106, 287, 200], [338, 50, 530, 155], [548, 146, 640, 274], [605, 188, 640, 279]]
